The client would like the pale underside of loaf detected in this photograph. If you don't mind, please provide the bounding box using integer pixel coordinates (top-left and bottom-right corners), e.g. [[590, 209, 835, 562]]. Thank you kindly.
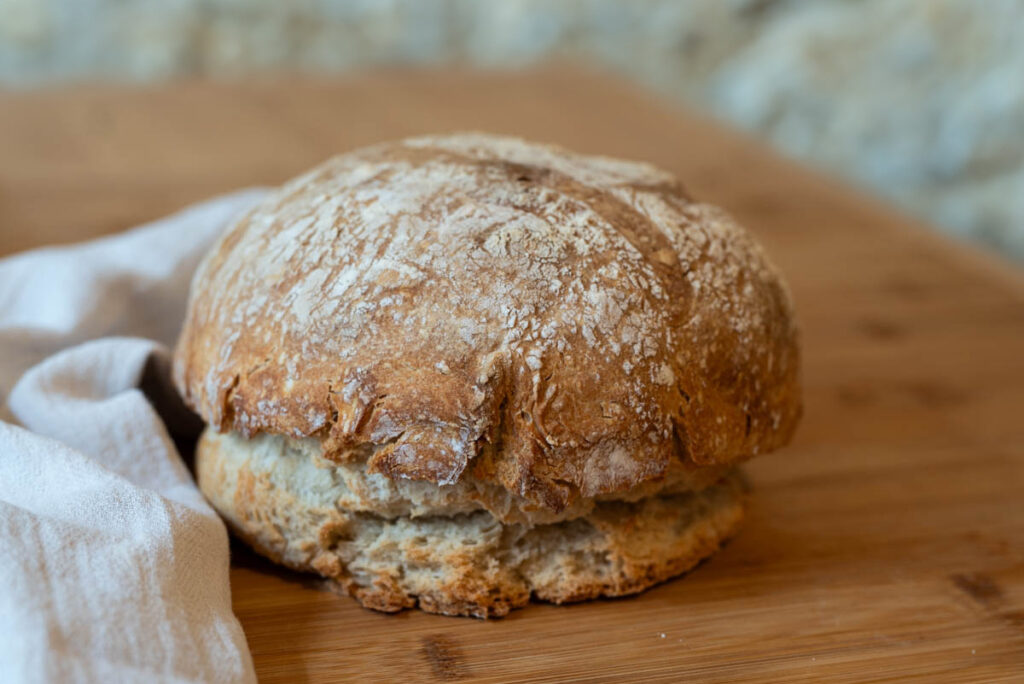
[[202, 428, 732, 526], [198, 427, 747, 618]]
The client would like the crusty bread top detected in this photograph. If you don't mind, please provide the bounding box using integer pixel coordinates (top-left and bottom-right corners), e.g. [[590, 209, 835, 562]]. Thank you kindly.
[[173, 132, 801, 511]]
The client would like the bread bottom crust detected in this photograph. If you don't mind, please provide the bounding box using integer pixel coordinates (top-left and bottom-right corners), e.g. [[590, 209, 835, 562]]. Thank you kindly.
[[199, 429, 748, 618]]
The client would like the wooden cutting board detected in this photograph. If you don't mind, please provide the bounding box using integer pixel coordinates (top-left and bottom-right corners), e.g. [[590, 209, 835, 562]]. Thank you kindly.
[[2, 67, 1022, 683]]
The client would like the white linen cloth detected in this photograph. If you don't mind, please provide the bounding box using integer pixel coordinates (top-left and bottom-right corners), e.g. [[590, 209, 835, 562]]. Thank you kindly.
[[0, 189, 267, 683]]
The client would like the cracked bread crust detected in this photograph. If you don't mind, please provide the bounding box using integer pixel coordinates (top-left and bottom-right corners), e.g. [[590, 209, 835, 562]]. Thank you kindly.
[[202, 428, 732, 526], [197, 426, 748, 618], [173, 133, 801, 515]]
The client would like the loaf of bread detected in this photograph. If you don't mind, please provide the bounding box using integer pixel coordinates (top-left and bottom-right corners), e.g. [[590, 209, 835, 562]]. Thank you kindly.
[[174, 132, 801, 617]]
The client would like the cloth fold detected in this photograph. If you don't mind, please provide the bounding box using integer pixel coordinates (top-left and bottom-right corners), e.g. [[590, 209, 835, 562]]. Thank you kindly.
[[0, 189, 267, 684]]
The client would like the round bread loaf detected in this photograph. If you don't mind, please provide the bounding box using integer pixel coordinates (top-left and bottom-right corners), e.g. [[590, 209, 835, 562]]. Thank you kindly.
[[174, 132, 801, 616]]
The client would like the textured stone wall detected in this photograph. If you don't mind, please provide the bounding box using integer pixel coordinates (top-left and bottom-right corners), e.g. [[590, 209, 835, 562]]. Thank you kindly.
[[2, 0, 1021, 260]]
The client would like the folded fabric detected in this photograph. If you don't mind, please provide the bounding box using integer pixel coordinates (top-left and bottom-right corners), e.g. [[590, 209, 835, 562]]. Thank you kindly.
[[0, 189, 266, 684]]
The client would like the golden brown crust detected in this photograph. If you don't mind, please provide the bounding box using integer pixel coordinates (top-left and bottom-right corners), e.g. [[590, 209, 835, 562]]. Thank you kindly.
[[197, 429, 748, 618], [174, 133, 800, 513]]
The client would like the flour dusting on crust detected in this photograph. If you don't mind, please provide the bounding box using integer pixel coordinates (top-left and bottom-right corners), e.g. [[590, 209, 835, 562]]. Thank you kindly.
[[173, 132, 801, 511]]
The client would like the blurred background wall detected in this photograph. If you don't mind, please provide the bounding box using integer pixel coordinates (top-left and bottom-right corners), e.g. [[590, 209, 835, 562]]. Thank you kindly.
[[2, 0, 1021, 261]]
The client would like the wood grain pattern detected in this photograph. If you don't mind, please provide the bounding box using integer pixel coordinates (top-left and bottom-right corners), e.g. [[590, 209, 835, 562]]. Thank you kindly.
[[2, 67, 1022, 683]]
